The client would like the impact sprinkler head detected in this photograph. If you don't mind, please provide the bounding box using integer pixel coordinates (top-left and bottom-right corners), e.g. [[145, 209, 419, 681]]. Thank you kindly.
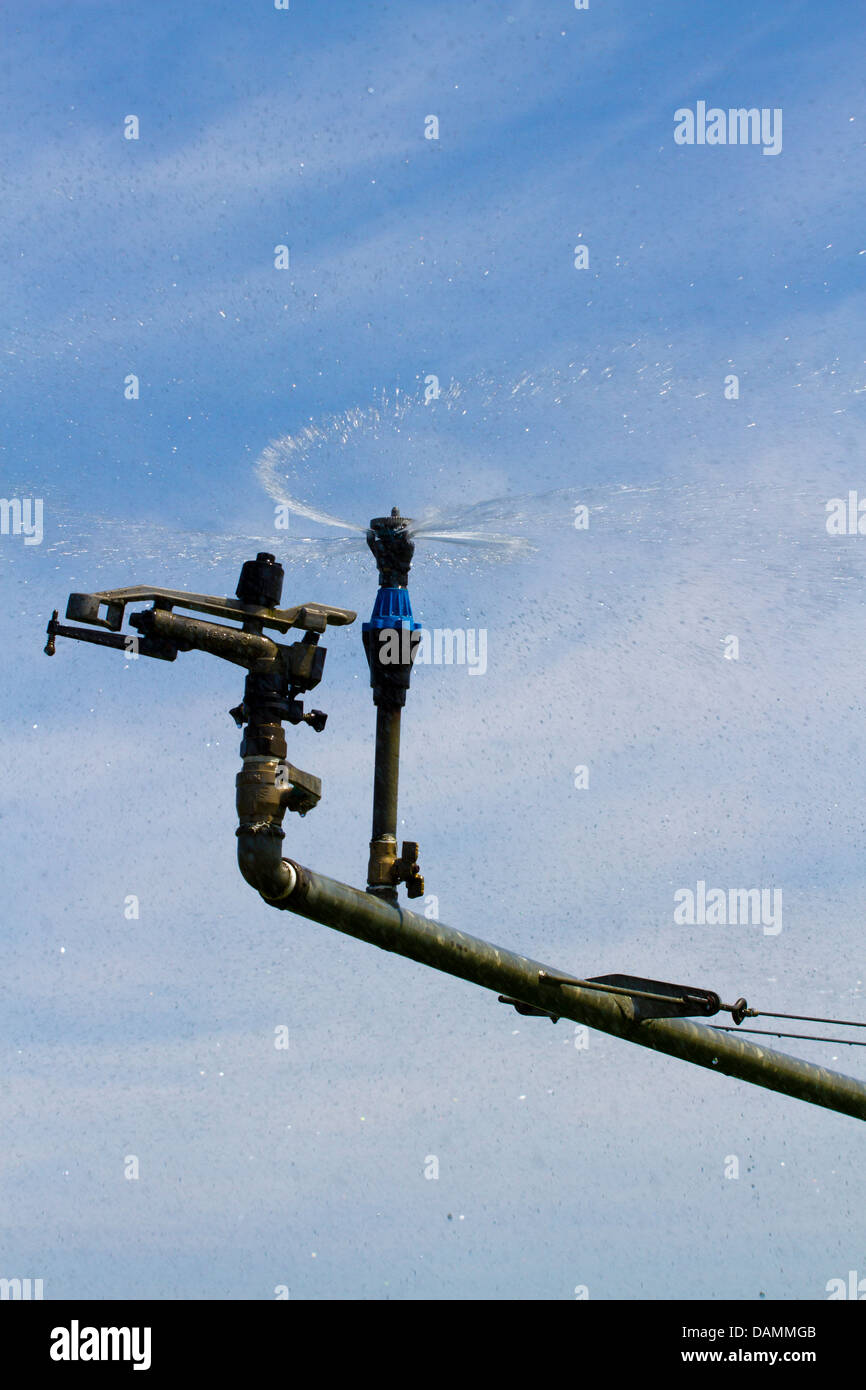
[[366, 506, 415, 588]]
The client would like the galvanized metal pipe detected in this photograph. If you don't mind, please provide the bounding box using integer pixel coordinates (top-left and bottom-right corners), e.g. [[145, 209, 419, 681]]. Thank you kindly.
[[269, 860, 866, 1122], [371, 705, 401, 843]]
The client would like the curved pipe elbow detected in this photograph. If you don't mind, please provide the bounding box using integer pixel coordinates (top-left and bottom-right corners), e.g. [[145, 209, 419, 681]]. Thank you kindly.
[[237, 831, 298, 904]]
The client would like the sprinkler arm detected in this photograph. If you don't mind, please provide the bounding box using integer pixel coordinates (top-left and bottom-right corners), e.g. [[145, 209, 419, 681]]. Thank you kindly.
[[45, 582, 354, 656]]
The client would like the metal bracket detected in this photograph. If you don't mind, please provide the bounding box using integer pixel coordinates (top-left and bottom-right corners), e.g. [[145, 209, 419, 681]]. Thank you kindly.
[[500, 972, 749, 1026], [50, 584, 355, 642], [539, 972, 722, 1022], [498, 997, 560, 1023]]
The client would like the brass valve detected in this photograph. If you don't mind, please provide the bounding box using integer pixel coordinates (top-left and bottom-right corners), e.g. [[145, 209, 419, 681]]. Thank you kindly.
[[367, 837, 424, 900], [393, 841, 424, 898]]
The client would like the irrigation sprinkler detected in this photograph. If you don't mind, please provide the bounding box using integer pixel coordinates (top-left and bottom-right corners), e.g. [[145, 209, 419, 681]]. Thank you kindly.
[[43, 518, 866, 1122], [362, 508, 424, 902]]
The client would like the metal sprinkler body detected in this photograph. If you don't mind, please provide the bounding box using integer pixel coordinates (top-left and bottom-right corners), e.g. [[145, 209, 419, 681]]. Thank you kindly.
[[43, 554, 356, 899], [362, 508, 424, 902]]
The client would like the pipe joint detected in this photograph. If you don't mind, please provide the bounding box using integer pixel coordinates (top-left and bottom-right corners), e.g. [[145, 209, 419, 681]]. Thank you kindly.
[[236, 828, 298, 902]]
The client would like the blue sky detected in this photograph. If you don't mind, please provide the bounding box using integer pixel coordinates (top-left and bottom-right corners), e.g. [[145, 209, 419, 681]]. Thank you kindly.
[[2, 0, 866, 1300]]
